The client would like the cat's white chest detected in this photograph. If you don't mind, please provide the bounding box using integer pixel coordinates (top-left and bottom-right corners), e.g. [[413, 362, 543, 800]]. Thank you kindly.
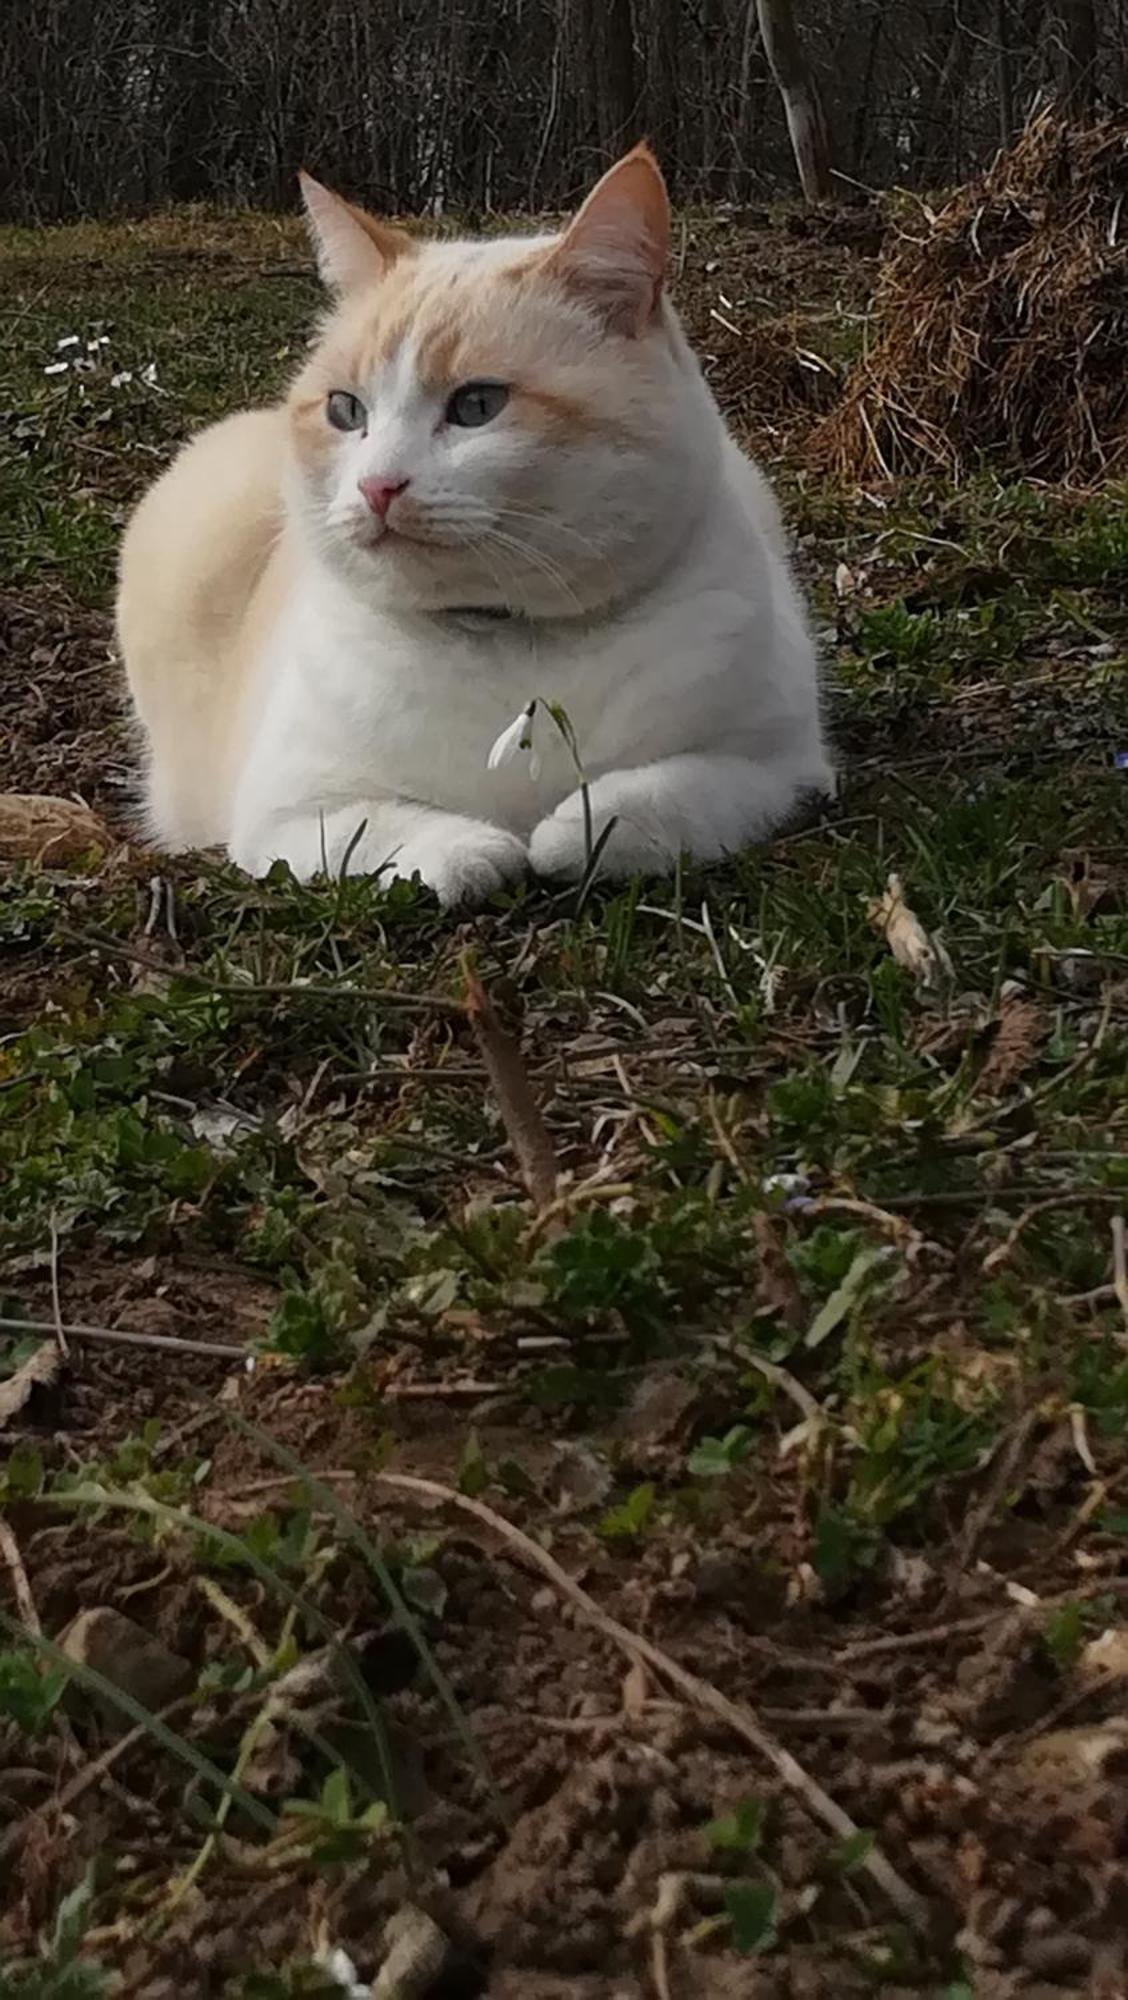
[[256, 594, 581, 832]]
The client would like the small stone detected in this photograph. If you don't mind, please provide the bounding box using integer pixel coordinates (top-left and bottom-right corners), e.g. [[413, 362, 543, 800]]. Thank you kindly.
[[0, 794, 109, 866], [531, 1587, 557, 1614], [1079, 1626, 1128, 1682], [371, 1904, 451, 1998], [1014, 1720, 1128, 1789], [59, 1607, 193, 1728]]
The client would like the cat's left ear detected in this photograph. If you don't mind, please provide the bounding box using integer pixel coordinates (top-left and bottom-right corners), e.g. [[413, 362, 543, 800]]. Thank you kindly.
[[299, 173, 414, 292], [546, 143, 669, 337]]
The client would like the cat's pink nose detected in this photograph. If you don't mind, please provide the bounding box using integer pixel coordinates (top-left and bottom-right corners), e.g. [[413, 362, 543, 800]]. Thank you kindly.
[[358, 474, 409, 519]]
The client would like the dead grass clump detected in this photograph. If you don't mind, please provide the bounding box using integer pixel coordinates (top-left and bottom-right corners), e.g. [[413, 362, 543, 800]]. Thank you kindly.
[[812, 110, 1128, 483], [706, 311, 842, 431]]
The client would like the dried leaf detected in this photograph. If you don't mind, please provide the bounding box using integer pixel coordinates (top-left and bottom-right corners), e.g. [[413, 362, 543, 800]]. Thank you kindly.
[[868, 872, 953, 992], [752, 1210, 805, 1330], [0, 1339, 61, 1426], [978, 994, 1046, 1095], [834, 561, 857, 598], [0, 794, 108, 866]]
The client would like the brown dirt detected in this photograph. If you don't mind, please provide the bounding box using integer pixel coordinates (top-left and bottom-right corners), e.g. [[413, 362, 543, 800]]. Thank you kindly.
[[3, 1262, 1127, 1995]]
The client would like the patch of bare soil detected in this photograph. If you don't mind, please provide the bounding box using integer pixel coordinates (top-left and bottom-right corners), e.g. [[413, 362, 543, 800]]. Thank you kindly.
[[3, 1321, 1127, 1995], [0, 585, 130, 821]]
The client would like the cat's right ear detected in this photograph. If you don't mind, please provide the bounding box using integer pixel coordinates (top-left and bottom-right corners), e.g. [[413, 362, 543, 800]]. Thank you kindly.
[[299, 174, 414, 292]]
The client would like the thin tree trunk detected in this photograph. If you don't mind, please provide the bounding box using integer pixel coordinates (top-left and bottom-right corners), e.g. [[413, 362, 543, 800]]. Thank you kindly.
[[754, 0, 833, 202], [577, 0, 639, 157], [848, 0, 884, 179], [1060, 0, 1098, 113], [996, 0, 1014, 147], [920, 19, 976, 185]]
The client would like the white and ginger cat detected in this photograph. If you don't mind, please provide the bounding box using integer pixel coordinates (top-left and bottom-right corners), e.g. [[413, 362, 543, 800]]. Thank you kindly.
[[118, 145, 832, 907]]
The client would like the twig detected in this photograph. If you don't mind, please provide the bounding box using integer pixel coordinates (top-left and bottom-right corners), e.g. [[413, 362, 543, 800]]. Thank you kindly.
[[225, 1472, 359, 1500], [48, 1216, 69, 1360], [523, 1172, 634, 1249], [0, 1314, 244, 1362], [705, 1091, 748, 1183], [374, 1471, 931, 1932], [0, 1518, 40, 1633], [982, 1191, 1123, 1273], [378, 1379, 510, 1400], [62, 928, 464, 1017], [333, 1064, 487, 1086], [838, 1578, 1128, 1664], [945, 1406, 1041, 1600], [797, 1195, 931, 1257], [462, 958, 558, 1209], [0, 1697, 197, 1862], [726, 1345, 823, 1427], [836, 1611, 1004, 1660], [1112, 1215, 1128, 1336]]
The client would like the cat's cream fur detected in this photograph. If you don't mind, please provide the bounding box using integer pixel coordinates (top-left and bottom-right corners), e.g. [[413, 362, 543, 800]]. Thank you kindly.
[[118, 146, 832, 906]]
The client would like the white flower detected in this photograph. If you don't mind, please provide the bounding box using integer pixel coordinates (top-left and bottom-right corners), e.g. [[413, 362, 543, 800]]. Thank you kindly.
[[487, 700, 541, 780], [313, 1946, 368, 1998], [44, 360, 69, 375], [110, 371, 133, 388], [140, 361, 159, 386], [56, 335, 80, 350]]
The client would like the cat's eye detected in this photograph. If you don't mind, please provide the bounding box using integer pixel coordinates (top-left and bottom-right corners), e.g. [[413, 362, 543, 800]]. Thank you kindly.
[[326, 390, 367, 433], [445, 381, 509, 429]]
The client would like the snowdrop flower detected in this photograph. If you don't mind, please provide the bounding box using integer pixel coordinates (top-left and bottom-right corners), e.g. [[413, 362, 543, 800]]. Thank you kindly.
[[140, 361, 159, 386], [487, 699, 541, 780], [56, 334, 80, 350], [762, 1170, 812, 1213], [44, 360, 69, 375], [314, 1946, 368, 1998], [110, 371, 133, 388]]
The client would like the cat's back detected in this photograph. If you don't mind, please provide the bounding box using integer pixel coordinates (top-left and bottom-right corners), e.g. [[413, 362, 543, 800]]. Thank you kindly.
[[118, 405, 290, 848], [118, 406, 286, 636]]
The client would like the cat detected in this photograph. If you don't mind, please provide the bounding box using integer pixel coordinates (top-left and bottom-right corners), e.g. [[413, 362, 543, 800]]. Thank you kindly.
[[117, 144, 833, 908]]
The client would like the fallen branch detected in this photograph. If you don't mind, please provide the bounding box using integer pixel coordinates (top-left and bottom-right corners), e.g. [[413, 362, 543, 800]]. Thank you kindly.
[[462, 958, 558, 1209], [982, 1190, 1123, 1273], [374, 1470, 931, 1933], [0, 1314, 243, 1362]]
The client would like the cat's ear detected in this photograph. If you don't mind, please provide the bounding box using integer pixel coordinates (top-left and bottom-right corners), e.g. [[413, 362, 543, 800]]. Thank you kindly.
[[299, 173, 414, 292], [546, 143, 669, 337]]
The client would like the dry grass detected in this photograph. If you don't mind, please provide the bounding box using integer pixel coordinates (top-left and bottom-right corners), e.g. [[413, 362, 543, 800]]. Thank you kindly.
[[813, 110, 1128, 483]]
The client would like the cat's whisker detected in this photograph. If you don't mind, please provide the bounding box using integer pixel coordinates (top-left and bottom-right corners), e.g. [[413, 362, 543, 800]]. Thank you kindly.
[[494, 505, 616, 579], [480, 527, 586, 618]]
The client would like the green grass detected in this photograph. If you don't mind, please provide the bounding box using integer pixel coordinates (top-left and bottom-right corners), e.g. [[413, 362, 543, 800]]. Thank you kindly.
[[1, 206, 1127, 1990]]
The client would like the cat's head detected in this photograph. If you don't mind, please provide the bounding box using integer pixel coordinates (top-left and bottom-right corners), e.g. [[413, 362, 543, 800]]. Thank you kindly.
[[287, 146, 715, 619]]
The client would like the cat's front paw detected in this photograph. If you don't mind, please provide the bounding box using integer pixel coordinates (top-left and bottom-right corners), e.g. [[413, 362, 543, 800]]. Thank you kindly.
[[529, 798, 661, 884], [391, 822, 528, 908]]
